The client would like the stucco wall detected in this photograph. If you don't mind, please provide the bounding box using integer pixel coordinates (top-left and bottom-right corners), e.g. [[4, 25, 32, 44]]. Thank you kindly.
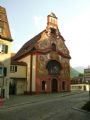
[[0, 39, 12, 99], [10, 65, 27, 78], [16, 80, 26, 94], [18, 55, 37, 93], [18, 55, 31, 92]]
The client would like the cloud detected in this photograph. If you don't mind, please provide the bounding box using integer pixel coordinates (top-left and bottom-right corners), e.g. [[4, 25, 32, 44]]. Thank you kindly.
[[33, 16, 42, 27]]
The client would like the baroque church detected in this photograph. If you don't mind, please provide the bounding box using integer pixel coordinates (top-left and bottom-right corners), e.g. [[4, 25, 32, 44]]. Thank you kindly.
[[0, 6, 71, 98]]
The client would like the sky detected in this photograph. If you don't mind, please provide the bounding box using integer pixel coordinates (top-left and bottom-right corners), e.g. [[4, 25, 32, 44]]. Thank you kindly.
[[1, 0, 90, 68]]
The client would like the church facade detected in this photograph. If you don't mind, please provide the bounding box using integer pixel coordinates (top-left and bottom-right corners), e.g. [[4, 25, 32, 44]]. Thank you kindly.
[[0, 6, 71, 97], [14, 13, 71, 94]]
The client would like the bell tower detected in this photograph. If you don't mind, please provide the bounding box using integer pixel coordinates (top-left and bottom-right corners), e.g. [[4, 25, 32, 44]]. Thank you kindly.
[[47, 12, 58, 29], [0, 6, 12, 40]]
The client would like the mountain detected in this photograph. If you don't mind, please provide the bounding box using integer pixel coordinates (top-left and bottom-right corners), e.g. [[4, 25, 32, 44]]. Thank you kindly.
[[70, 67, 80, 78], [74, 66, 85, 73]]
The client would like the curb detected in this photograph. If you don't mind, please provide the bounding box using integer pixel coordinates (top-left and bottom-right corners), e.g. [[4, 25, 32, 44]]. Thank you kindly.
[[72, 107, 90, 114]]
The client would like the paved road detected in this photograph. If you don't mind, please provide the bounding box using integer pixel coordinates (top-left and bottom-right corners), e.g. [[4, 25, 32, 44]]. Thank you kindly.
[[0, 92, 90, 120]]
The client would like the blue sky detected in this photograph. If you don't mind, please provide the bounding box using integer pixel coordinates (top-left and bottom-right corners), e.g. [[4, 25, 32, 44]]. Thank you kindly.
[[1, 0, 90, 67]]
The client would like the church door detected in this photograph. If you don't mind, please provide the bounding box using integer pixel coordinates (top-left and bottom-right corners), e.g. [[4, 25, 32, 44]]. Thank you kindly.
[[51, 79, 58, 92]]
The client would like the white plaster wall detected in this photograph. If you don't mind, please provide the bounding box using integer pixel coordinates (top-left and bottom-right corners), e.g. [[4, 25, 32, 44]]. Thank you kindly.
[[16, 80, 26, 94], [10, 65, 27, 78], [19, 55, 31, 92]]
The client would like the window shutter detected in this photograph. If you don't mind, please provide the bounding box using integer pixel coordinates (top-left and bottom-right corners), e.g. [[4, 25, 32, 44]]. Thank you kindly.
[[5, 45, 8, 53], [3, 67, 7, 76], [15, 66, 17, 72], [2, 45, 5, 53], [0, 67, 3, 76]]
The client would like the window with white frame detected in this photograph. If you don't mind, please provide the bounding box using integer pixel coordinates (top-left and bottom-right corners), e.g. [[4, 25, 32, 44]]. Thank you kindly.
[[0, 44, 8, 54], [10, 65, 17, 72]]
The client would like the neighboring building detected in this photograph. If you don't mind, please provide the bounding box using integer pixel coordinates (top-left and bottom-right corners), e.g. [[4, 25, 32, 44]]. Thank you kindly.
[[71, 73, 89, 91], [10, 56, 27, 95], [84, 68, 90, 91], [14, 13, 71, 94], [0, 6, 13, 98], [71, 76, 86, 91], [84, 68, 90, 82]]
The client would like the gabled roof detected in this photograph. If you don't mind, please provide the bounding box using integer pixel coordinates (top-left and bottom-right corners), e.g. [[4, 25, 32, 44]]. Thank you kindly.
[[14, 30, 45, 60]]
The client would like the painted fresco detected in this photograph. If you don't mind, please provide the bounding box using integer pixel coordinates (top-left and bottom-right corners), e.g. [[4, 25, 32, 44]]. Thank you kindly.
[[36, 30, 70, 80], [37, 55, 48, 78]]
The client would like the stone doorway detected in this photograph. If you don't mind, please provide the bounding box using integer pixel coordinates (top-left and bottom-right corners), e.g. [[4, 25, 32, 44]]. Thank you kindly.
[[51, 79, 58, 92]]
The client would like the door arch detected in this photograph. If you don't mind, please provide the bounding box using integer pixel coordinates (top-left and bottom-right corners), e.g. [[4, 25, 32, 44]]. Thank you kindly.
[[51, 79, 58, 92]]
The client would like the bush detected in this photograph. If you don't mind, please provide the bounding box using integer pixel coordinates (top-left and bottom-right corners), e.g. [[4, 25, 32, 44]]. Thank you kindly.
[[82, 101, 90, 112]]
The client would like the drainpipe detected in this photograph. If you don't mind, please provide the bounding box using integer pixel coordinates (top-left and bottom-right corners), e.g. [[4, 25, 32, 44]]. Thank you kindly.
[[30, 54, 32, 94]]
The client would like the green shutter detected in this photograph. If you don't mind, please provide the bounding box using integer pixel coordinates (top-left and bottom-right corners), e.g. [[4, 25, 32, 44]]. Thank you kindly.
[[15, 66, 17, 72], [5, 45, 8, 53], [3, 67, 7, 76]]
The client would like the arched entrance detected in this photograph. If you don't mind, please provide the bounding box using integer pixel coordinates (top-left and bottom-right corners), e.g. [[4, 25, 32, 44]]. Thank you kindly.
[[51, 79, 58, 92]]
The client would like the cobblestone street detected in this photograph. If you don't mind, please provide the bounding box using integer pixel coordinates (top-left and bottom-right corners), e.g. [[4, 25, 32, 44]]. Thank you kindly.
[[0, 92, 90, 120]]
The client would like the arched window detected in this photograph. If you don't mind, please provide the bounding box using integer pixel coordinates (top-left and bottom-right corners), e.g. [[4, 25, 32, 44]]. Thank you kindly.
[[46, 60, 62, 75], [52, 43, 56, 51]]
